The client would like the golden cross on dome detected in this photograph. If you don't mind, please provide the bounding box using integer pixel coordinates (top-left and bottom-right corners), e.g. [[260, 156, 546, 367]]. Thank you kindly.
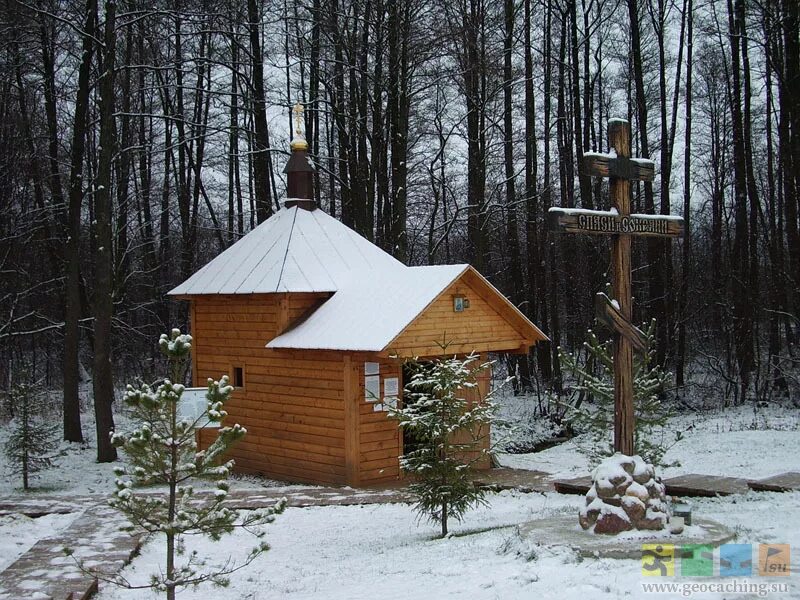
[[291, 102, 308, 150], [294, 103, 305, 134]]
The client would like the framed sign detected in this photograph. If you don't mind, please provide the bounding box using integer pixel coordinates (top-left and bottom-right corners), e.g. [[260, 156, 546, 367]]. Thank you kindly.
[[365, 376, 380, 402], [176, 388, 220, 428], [383, 377, 399, 397]]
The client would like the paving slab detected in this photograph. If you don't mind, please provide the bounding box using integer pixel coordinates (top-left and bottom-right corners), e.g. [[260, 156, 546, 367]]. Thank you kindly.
[[224, 486, 415, 509], [748, 472, 800, 492], [518, 516, 735, 560], [0, 503, 141, 600], [552, 476, 592, 495], [472, 468, 553, 493], [0, 495, 99, 518], [663, 474, 752, 497]]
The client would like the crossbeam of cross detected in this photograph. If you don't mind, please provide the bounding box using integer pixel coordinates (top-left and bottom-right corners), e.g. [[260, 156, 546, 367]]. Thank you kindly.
[[548, 119, 684, 456]]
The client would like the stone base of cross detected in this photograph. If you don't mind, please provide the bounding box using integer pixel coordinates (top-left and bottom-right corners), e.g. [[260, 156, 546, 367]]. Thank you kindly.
[[548, 118, 684, 456]]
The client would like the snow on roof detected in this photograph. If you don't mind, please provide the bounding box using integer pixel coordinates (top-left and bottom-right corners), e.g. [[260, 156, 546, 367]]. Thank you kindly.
[[267, 264, 469, 351], [169, 206, 405, 295]]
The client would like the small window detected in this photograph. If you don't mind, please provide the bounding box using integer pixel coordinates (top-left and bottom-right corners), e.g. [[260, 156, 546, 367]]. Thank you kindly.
[[232, 366, 245, 388]]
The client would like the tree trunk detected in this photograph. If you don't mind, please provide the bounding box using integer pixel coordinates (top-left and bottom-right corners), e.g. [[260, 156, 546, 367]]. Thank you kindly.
[[247, 0, 274, 223], [504, 0, 524, 389], [727, 0, 754, 400], [626, 0, 660, 355], [92, 0, 118, 463], [676, 0, 692, 387], [441, 499, 448, 537], [63, 0, 99, 444]]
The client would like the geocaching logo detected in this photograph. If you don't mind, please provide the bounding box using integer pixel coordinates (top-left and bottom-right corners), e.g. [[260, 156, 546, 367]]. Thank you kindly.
[[641, 543, 792, 577]]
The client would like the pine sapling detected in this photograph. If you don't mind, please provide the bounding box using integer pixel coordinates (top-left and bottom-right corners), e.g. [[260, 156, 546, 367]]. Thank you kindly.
[[561, 319, 680, 467], [3, 381, 58, 490], [96, 329, 284, 600], [390, 353, 501, 537]]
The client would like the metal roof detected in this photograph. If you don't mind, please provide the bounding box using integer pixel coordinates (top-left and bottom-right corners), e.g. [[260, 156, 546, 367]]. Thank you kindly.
[[168, 206, 404, 295]]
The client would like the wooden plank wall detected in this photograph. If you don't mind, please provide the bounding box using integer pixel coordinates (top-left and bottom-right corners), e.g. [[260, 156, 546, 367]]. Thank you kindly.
[[356, 358, 403, 484], [450, 363, 492, 470], [191, 290, 498, 487], [192, 293, 349, 485], [388, 275, 526, 358]]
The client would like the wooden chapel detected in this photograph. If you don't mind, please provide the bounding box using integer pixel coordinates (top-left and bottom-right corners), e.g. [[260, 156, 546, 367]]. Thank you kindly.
[[169, 109, 547, 486]]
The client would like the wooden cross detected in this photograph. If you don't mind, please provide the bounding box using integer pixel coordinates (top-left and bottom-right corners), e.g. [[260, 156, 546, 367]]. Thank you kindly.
[[548, 119, 684, 456]]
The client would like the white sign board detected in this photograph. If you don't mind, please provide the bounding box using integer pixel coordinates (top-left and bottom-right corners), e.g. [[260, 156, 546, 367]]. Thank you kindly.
[[383, 377, 399, 397], [176, 387, 220, 428], [364, 362, 380, 376], [382, 395, 397, 412], [365, 375, 380, 402]]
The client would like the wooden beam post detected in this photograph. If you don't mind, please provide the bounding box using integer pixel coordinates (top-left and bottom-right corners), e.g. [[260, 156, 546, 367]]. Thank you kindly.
[[609, 120, 635, 457], [343, 354, 361, 486]]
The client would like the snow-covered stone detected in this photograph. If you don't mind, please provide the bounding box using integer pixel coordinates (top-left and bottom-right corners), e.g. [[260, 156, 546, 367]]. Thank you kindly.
[[579, 453, 669, 535]]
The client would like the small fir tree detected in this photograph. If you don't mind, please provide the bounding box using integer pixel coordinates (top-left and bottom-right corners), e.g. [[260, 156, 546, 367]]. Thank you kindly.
[[3, 381, 58, 490], [561, 319, 679, 467], [390, 353, 500, 537], [102, 329, 285, 600]]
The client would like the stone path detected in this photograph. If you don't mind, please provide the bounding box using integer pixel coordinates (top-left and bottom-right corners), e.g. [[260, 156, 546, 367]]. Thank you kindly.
[[0, 503, 141, 600], [472, 468, 552, 493], [552, 476, 593, 495], [0, 495, 99, 518]]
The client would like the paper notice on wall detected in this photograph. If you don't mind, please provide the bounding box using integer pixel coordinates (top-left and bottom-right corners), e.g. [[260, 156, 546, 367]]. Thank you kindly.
[[365, 375, 380, 401], [373, 402, 384, 412], [383, 395, 397, 412], [364, 362, 380, 376], [383, 377, 399, 397]]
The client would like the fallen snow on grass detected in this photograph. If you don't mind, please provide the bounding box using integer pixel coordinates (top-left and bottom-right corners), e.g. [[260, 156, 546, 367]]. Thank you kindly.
[[0, 409, 292, 497], [94, 488, 800, 600], [0, 511, 79, 571], [498, 404, 800, 480]]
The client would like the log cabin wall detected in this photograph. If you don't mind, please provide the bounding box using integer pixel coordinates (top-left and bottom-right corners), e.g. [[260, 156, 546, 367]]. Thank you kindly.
[[192, 293, 348, 485], [191, 283, 505, 486]]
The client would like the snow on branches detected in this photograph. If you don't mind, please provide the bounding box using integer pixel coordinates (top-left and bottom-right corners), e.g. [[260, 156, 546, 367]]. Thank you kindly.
[[389, 352, 504, 537], [96, 328, 285, 599]]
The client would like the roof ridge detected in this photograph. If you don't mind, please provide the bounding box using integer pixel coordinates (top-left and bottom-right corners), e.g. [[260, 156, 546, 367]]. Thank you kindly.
[[275, 206, 299, 292]]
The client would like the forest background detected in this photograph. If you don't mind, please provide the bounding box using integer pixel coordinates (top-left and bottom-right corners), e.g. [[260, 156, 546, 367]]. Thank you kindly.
[[0, 0, 797, 461]]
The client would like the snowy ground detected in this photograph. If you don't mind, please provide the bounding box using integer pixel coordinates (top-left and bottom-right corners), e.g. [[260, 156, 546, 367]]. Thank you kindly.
[[2, 394, 800, 598], [89, 402, 800, 600], [0, 408, 288, 497], [497, 396, 800, 479], [94, 489, 800, 600]]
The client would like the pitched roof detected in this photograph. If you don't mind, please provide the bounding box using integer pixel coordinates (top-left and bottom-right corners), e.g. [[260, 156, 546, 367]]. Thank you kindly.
[[267, 264, 469, 351], [171, 205, 546, 353], [168, 206, 404, 295]]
